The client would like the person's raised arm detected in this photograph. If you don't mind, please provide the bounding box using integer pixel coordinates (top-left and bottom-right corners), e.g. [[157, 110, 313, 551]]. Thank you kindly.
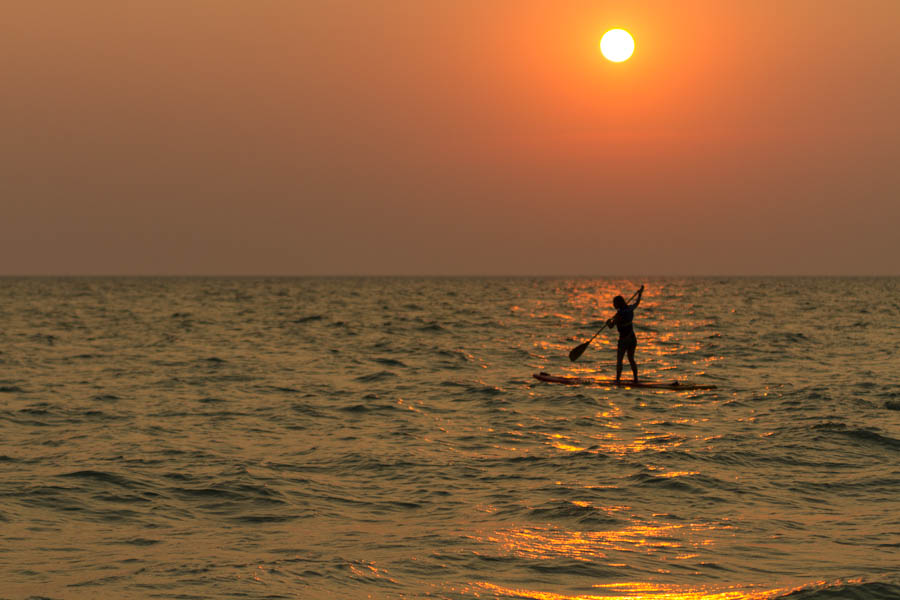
[[631, 284, 645, 309]]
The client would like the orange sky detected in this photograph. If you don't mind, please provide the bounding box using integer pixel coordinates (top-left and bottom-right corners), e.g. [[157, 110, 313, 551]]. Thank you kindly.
[[2, 1, 898, 275]]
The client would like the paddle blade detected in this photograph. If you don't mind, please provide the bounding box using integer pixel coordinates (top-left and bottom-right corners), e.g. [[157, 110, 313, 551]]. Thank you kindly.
[[568, 341, 590, 362]]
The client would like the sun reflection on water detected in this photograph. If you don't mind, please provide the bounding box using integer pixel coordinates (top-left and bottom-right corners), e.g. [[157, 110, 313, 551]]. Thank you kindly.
[[510, 282, 759, 600], [482, 521, 732, 564], [537, 428, 691, 457], [475, 580, 791, 600]]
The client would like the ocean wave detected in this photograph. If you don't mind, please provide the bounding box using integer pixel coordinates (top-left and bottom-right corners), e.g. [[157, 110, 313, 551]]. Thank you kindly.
[[354, 370, 398, 382], [627, 471, 702, 493], [811, 422, 900, 451], [780, 581, 900, 600], [437, 380, 506, 398], [57, 470, 144, 488], [293, 315, 324, 323], [339, 403, 398, 413], [169, 482, 286, 505], [528, 500, 623, 526], [374, 357, 407, 367]]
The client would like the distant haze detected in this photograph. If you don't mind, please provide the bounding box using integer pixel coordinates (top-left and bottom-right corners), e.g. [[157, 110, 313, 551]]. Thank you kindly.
[[3, 1, 898, 275]]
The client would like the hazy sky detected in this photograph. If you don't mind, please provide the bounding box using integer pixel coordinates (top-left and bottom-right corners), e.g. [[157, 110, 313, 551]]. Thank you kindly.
[[3, 1, 898, 275]]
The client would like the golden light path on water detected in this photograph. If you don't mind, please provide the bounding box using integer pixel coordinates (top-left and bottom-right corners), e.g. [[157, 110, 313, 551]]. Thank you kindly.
[[469, 281, 778, 600], [473, 580, 809, 600]]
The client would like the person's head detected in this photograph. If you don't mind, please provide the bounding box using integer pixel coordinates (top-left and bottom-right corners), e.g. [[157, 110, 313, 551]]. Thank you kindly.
[[613, 295, 626, 310]]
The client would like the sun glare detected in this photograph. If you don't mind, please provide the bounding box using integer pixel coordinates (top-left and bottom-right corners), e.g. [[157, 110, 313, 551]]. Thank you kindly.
[[600, 29, 634, 63]]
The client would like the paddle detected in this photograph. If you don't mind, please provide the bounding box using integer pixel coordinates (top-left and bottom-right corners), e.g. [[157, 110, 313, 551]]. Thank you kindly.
[[568, 286, 642, 362]]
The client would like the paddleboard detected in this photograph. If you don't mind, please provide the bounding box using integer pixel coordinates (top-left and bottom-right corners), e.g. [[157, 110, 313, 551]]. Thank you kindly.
[[532, 372, 717, 390]]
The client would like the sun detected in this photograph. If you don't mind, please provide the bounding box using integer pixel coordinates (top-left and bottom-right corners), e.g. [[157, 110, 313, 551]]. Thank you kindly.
[[600, 29, 634, 63]]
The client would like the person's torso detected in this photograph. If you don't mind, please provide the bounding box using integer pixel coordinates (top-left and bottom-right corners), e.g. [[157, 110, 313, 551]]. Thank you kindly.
[[616, 306, 635, 337]]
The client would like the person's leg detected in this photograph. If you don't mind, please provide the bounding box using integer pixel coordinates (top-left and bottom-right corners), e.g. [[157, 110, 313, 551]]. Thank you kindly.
[[616, 345, 626, 382], [627, 345, 638, 383]]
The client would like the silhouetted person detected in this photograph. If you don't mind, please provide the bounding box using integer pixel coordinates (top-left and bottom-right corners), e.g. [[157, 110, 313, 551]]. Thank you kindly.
[[606, 285, 644, 383]]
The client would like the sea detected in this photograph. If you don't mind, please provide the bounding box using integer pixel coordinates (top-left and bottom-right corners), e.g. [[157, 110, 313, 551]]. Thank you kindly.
[[1, 277, 898, 600]]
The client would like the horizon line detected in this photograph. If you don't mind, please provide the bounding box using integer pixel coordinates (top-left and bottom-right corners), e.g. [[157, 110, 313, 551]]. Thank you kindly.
[[1, 273, 898, 279]]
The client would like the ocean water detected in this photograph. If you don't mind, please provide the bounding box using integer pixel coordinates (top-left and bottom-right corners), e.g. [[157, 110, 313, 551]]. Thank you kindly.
[[1, 277, 898, 600]]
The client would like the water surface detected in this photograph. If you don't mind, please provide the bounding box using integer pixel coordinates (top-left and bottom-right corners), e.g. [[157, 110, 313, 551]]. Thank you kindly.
[[1, 277, 898, 599]]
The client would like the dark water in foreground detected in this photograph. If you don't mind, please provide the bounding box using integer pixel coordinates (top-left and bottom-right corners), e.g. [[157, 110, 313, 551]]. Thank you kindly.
[[1, 277, 899, 600]]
